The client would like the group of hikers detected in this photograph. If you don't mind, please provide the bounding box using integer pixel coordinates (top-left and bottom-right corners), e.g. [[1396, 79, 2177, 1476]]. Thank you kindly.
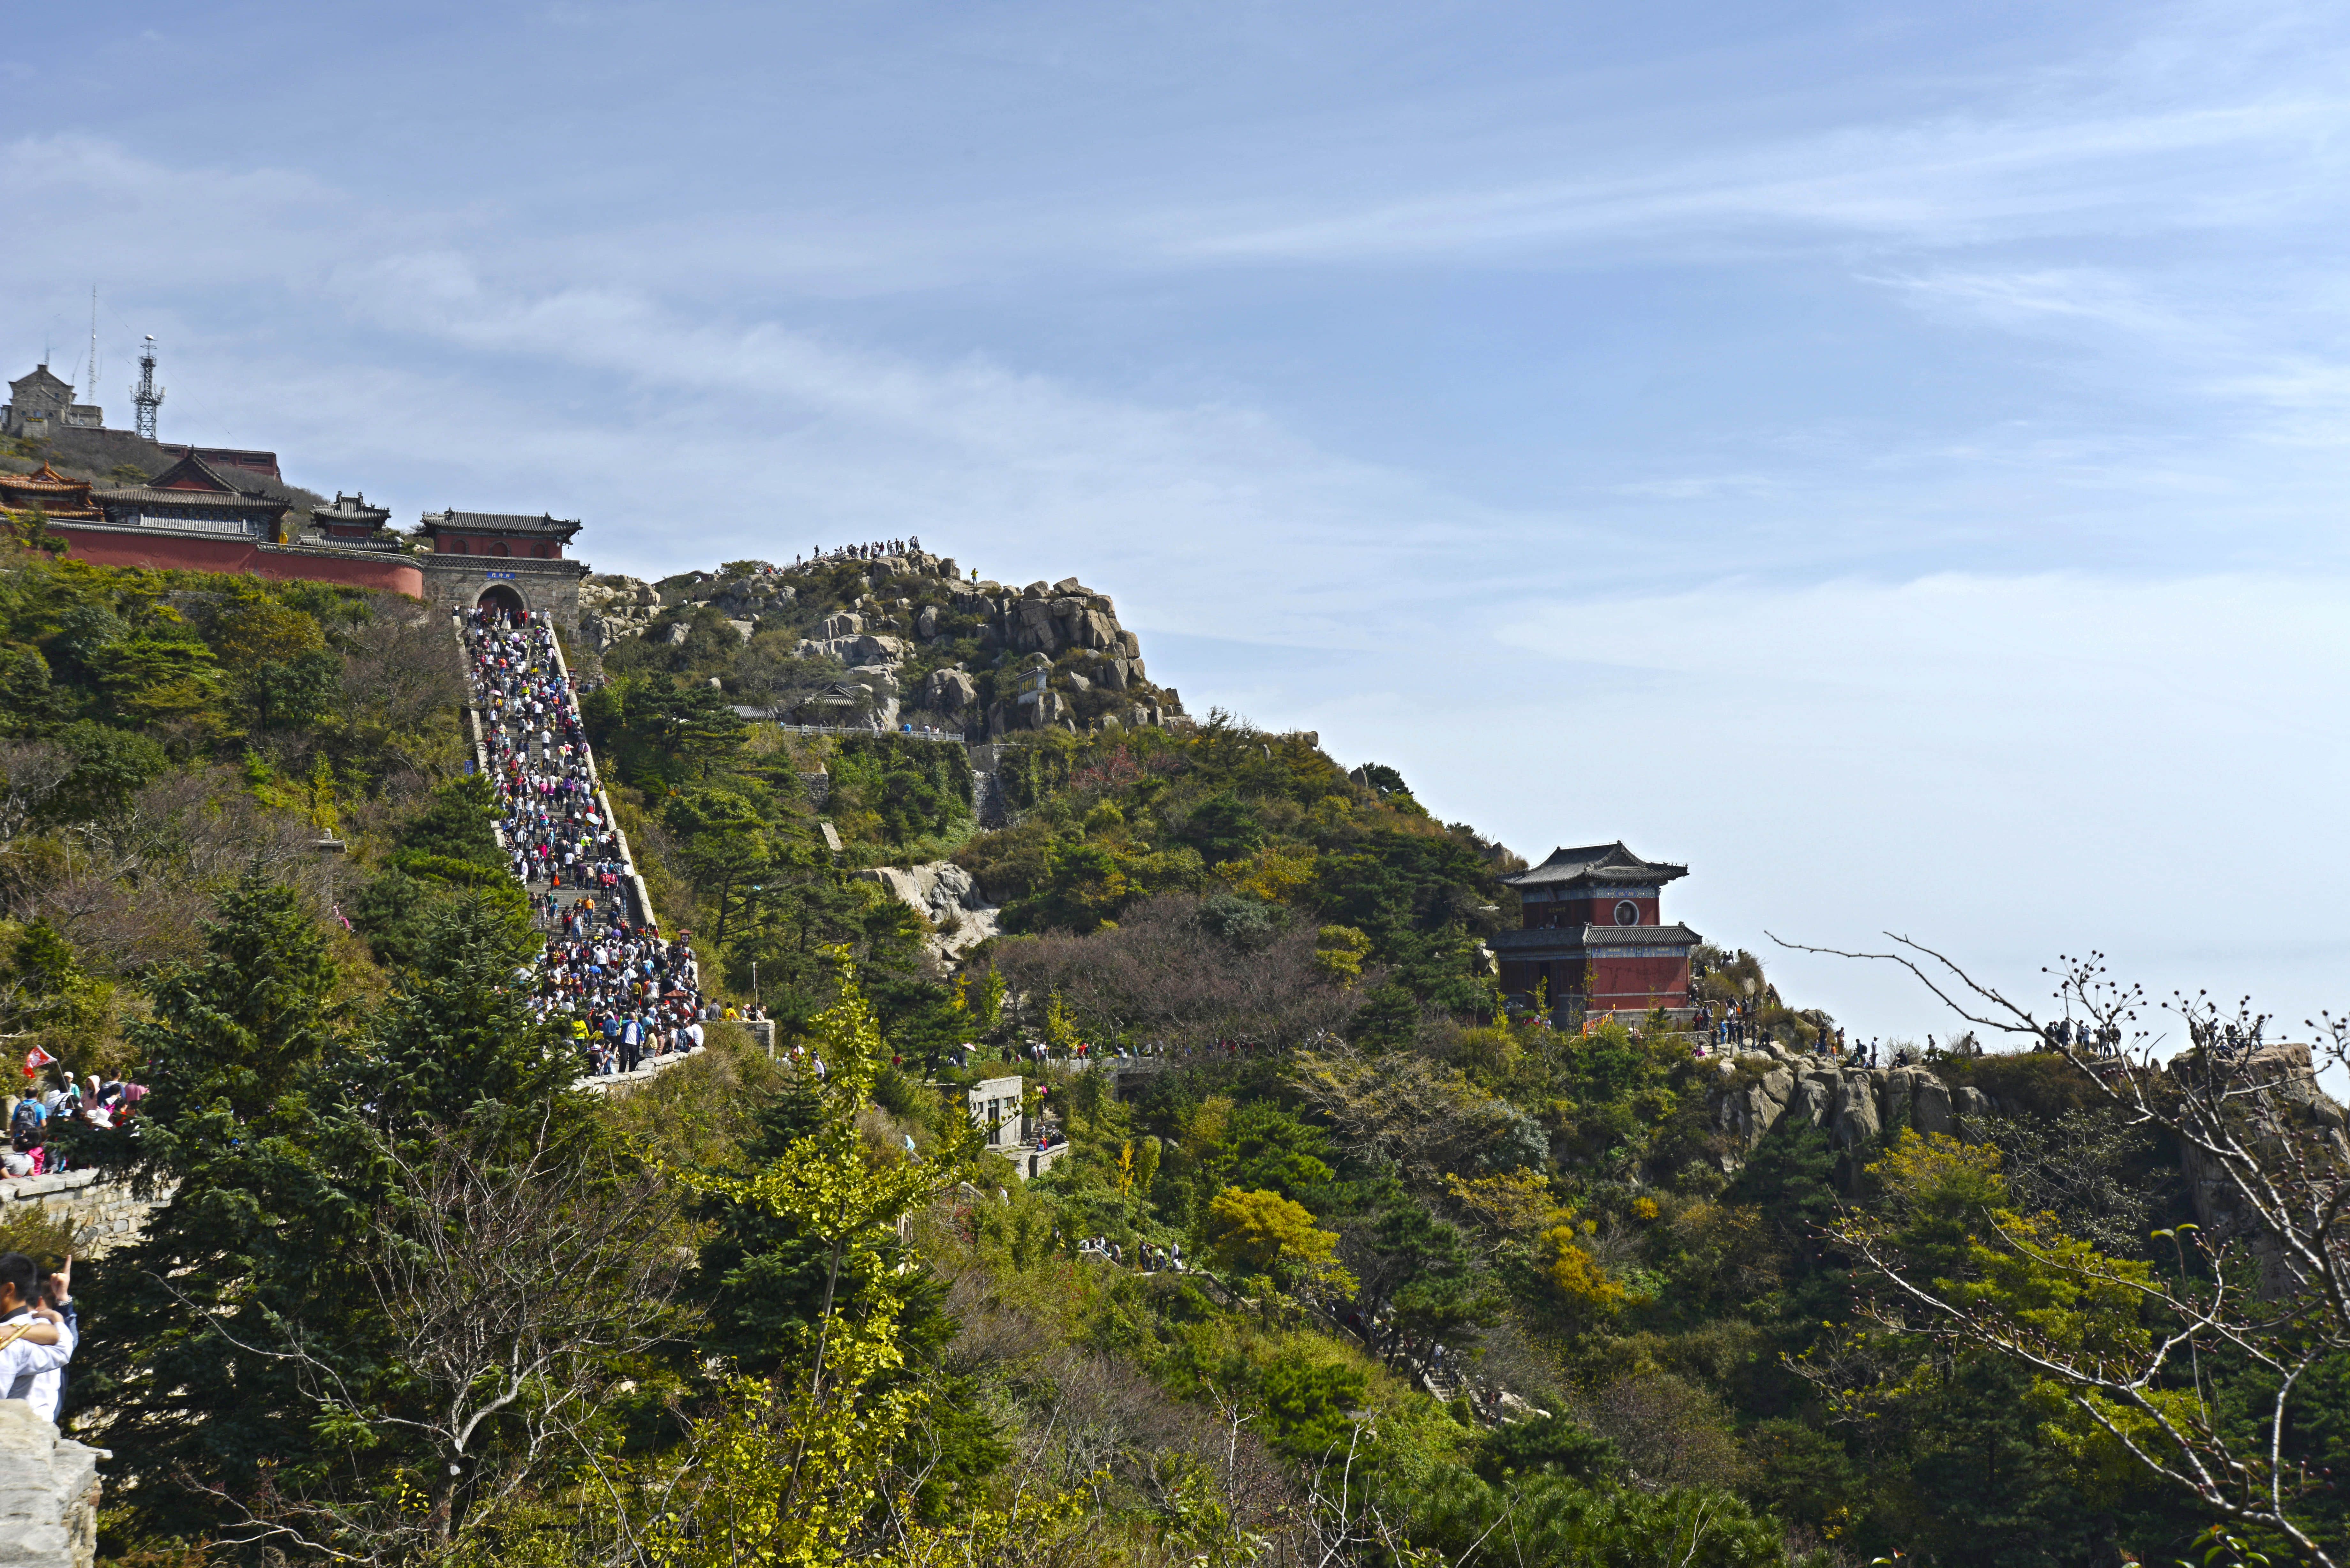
[[464, 606, 719, 1079], [4, 1071, 142, 1179], [794, 537, 920, 567], [1077, 1235, 1183, 1272]]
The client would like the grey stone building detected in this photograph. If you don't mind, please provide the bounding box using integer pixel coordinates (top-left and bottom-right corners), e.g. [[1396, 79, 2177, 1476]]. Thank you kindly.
[[3, 364, 102, 438]]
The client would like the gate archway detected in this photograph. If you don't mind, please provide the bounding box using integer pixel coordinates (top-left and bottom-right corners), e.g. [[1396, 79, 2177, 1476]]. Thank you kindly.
[[477, 583, 527, 617]]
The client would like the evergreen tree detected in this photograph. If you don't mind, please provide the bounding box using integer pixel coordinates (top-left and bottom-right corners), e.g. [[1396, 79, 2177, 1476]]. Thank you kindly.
[[80, 864, 368, 1546]]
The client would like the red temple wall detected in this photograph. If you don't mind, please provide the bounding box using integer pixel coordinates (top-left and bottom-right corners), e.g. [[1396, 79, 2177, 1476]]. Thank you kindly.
[[1520, 894, 1662, 930], [1585, 953, 1690, 1008], [55, 527, 425, 599]]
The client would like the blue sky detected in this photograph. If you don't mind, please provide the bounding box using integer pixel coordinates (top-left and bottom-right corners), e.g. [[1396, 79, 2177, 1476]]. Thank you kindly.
[[6, 1, 2347, 1046]]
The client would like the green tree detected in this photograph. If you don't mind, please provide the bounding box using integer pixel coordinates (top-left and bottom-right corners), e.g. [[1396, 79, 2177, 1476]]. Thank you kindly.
[[79, 865, 360, 1543], [41, 719, 167, 822], [1181, 791, 1262, 864], [668, 786, 773, 946]]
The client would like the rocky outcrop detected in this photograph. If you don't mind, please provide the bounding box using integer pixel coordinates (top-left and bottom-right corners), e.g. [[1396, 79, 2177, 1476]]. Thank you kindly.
[[1706, 1052, 1998, 1170], [2176, 1044, 2350, 1294], [921, 667, 980, 711], [1834, 1074, 1884, 1146], [607, 549, 1176, 742], [1912, 1076, 1953, 1136], [578, 574, 661, 652], [0, 1401, 101, 1568], [856, 861, 1002, 961], [1715, 1064, 1794, 1156]]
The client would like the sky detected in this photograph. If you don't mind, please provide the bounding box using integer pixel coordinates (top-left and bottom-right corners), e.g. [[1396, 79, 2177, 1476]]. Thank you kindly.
[[4, 0, 2347, 1050]]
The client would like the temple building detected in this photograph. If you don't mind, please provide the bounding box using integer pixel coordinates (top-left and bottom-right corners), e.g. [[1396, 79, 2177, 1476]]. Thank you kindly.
[[414, 509, 590, 624], [0, 462, 102, 521], [1495, 842, 1701, 1026], [91, 450, 292, 540], [309, 491, 394, 545], [159, 444, 281, 482]]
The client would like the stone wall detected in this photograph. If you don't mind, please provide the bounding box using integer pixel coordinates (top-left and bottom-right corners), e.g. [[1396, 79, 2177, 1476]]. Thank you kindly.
[[419, 552, 589, 628], [0, 1169, 167, 1256]]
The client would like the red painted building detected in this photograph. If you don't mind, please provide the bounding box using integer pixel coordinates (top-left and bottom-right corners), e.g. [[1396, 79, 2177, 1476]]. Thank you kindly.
[[1494, 842, 1700, 1026], [47, 525, 425, 598], [43, 454, 424, 598]]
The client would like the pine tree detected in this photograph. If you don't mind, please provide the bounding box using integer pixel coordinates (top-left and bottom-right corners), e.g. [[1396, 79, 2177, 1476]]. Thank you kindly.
[[80, 863, 369, 1546]]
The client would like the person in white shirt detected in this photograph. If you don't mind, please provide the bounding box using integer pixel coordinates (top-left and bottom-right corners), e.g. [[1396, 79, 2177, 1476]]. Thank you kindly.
[[9, 1258, 72, 1424], [0, 1253, 73, 1423]]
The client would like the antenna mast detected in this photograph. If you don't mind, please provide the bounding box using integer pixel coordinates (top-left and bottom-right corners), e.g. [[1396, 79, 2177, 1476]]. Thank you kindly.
[[86, 288, 99, 406], [133, 336, 164, 441]]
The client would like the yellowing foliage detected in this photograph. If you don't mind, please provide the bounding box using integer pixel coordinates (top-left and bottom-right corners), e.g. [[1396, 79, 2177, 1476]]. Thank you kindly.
[[1204, 1186, 1357, 1297], [1218, 842, 1318, 902], [1443, 1169, 1560, 1240], [1313, 923, 1371, 986], [1539, 1224, 1628, 1314]]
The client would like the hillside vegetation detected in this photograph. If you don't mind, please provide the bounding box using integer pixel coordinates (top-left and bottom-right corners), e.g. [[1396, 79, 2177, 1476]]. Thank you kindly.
[[1, 531, 2341, 1568]]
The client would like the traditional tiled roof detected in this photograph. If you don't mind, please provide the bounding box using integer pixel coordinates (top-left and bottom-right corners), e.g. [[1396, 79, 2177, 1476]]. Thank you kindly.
[[1502, 842, 1688, 888], [158, 445, 282, 481], [92, 485, 290, 514], [1491, 923, 1702, 952], [315, 491, 392, 526], [421, 509, 581, 537], [93, 451, 292, 524], [3, 462, 87, 492], [0, 463, 101, 518], [141, 451, 244, 495]]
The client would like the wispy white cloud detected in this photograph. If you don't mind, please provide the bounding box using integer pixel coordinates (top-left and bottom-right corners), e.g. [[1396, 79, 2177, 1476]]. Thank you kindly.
[[1171, 95, 2350, 262]]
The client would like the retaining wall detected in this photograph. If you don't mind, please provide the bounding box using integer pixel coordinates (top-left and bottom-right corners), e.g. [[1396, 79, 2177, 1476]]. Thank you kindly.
[[0, 1169, 170, 1256]]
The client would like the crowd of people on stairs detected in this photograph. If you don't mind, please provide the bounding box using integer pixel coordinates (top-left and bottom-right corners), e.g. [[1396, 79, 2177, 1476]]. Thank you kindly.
[[463, 607, 716, 1079]]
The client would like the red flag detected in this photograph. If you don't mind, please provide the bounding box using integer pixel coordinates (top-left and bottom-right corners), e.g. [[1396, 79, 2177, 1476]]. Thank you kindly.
[[23, 1046, 56, 1080]]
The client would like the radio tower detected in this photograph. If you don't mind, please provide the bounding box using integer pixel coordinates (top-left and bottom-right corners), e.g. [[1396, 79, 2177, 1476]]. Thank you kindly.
[[86, 288, 99, 407], [132, 335, 164, 441]]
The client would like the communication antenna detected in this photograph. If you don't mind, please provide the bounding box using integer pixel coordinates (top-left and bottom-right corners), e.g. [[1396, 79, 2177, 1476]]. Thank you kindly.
[[86, 288, 99, 405], [132, 335, 164, 441]]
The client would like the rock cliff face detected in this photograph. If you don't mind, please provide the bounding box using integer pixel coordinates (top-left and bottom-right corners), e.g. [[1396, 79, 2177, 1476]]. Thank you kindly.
[[2172, 1044, 2350, 1293], [0, 1402, 101, 1568], [854, 861, 1001, 962], [1710, 1042, 2350, 1288], [1706, 1049, 1997, 1171], [578, 574, 662, 651]]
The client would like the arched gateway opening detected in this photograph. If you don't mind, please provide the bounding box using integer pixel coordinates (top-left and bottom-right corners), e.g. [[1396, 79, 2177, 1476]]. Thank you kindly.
[[477, 583, 527, 618]]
